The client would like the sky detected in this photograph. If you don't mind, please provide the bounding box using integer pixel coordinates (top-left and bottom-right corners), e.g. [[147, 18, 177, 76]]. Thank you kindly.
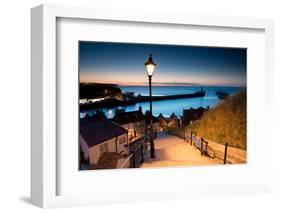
[[79, 41, 246, 87]]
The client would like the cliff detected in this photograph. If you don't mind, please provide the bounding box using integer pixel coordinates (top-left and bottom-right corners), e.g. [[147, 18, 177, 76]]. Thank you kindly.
[[80, 83, 121, 99]]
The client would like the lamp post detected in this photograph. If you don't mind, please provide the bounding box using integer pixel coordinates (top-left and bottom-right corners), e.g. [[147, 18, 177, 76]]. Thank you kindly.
[[145, 53, 156, 159]]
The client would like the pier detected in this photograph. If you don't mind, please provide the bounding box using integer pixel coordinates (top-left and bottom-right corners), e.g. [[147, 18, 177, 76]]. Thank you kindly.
[[80, 91, 205, 110]]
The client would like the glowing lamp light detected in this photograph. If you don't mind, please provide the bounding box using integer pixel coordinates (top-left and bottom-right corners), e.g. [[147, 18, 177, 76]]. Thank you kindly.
[[145, 53, 156, 77]]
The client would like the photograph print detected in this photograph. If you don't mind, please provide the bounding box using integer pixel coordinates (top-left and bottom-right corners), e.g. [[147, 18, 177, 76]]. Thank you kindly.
[[79, 41, 247, 170]]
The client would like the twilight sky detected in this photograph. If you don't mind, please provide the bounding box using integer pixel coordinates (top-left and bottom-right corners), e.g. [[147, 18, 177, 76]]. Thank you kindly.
[[79, 41, 246, 87]]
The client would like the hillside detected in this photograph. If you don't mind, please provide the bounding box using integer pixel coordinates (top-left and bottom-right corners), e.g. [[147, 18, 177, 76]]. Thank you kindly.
[[188, 89, 247, 150], [80, 83, 121, 99]]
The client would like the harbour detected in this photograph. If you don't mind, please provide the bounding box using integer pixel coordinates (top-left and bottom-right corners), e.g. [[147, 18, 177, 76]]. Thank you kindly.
[[80, 86, 241, 118]]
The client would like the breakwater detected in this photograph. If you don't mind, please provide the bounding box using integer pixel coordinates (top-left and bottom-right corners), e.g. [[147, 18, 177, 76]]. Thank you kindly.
[[80, 91, 205, 110]]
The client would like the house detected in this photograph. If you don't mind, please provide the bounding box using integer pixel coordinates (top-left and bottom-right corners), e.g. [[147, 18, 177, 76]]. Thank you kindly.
[[83, 110, 106, 121], [157, 113, 169, 131], [111, 107, 148, 166], [157, 112, 180, 130], [79, 118, 130, 169], [167, 113, 180, 128], [182, 106, 209, 126], [122, 91, 138, 100], [111, 107, 146, 143]]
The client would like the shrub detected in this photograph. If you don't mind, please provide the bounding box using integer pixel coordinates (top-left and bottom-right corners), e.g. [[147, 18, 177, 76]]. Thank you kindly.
[[188, 89, 247, 150]]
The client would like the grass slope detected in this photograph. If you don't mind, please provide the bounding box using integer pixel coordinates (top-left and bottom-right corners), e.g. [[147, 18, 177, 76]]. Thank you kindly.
[[189, 89, 247, 150]]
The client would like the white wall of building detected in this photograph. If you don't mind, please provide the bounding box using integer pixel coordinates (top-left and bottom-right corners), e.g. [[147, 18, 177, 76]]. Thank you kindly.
[[79, 134, 89, 160], [122, 121, 145, 142], [88, 133, 128, 165]]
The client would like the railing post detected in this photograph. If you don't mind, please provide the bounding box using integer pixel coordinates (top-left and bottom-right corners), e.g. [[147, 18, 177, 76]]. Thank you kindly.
[[223, 143, 228, 164], [191, 131, 196, 146], [201, 138, 204, 155], [132, 151, 136, 168], [141, 143, 144, 163]]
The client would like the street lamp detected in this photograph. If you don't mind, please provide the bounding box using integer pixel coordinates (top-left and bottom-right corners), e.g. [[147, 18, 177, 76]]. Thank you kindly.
[[145, 53, 156, 158]]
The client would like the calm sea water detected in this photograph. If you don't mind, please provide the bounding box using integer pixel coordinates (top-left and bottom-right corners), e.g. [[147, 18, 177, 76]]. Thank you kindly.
[[81, 86, 241, 118]]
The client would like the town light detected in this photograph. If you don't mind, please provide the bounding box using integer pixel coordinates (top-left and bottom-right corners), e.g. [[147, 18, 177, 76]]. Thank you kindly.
[[145, 53, 156, 159], [145, 53, 156, 77]]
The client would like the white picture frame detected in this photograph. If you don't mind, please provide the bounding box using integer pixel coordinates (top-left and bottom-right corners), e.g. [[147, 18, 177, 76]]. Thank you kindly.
[[31, 4, 274, 208]]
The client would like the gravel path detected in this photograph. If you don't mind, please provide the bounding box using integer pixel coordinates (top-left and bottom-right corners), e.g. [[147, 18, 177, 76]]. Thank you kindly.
[[142, 132, 221, 168]]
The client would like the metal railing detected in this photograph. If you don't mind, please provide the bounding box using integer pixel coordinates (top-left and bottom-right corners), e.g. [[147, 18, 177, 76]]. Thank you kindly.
[[119, 153, 134, 169]]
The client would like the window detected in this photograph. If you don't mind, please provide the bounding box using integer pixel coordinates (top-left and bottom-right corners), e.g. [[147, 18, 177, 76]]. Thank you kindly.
[[100, 143, 108, 154], [119, 137, 126, 144]]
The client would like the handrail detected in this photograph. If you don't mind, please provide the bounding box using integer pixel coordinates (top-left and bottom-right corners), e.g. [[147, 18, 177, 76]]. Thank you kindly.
[[119, 153, 133, 169]]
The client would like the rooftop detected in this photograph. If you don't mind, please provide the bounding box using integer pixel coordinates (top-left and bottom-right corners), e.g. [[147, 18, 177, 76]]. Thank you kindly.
[[145, 112, 160, 124], [80, 119, 128, 147], [111, 107, 145, 125], [169, 113, 179, 122]]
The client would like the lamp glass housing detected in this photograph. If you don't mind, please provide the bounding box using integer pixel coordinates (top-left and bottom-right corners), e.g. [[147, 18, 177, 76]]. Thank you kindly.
[[146, 64, 155, 77]]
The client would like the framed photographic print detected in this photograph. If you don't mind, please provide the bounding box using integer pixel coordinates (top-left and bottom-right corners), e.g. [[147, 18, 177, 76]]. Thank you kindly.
[[31, 4, 274, 208], [78, 41, 247, 170]]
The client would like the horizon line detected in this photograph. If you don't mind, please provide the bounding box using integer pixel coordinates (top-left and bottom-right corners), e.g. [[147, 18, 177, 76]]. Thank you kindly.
[[80, 81, 246, 87]]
